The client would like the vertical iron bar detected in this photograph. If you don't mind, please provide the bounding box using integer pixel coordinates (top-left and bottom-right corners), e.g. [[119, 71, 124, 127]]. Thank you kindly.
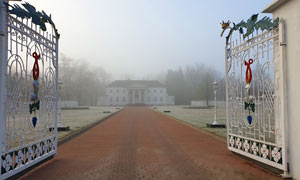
[[225, 43, 230, 148], [54, 37, 59, 155]]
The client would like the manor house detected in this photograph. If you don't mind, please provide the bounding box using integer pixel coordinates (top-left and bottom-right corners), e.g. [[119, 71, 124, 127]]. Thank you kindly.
[[103, 80, 175, 106]]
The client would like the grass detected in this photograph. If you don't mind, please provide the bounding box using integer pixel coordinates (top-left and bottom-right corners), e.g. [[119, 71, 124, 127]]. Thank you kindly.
[[5, 106, 123, 149], [155, 105, 227, 139], [57, 106, 122, 141]]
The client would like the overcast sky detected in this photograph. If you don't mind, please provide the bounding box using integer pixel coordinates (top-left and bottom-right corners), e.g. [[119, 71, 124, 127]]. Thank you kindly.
[[26, 0, 273, 79]]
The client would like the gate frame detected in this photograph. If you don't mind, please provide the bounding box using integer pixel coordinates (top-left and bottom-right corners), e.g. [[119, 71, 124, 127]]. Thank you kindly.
[[0, 0, 59, 179], [224, 21, 290, 176], [0, 0, 8, 177]]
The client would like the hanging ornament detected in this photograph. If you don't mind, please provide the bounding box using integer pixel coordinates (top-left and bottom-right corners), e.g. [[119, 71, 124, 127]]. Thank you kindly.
[[29, 101, 40, 114], [32, 52, 40, 80], [245, 59, 253, 84], [247, 115, 252, 125], [31, 80, 39, 101], [31, 52, 40, 101], [32, 117, 37, 128], [244, 59, 255, 125], [29, 52, 41, 128]]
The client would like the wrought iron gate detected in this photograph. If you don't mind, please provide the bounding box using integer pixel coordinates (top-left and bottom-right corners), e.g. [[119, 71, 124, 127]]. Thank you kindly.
[[225, 22, 288, 172], [0, 2, 59, 179]]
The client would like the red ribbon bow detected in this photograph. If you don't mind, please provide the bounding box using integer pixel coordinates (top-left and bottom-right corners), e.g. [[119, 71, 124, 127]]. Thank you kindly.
[[32, 52, 40, 80], [245, 59, 253, 84]]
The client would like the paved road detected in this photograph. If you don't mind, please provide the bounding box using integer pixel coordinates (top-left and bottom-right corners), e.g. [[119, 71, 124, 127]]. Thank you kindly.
[[21, 107, 281, 180]]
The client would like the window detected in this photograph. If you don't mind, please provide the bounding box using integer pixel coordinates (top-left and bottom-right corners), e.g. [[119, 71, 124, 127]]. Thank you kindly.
[[116, 97, 119, 102], [123, 89, 125, 93], [154, 97, 157, 102], [110, 97, 112, 102], [116, 89, 119, 93], [154, 89, 156, 93], [160, 90, 162, 93], [110, 89, 112, 93], [123, 97, 125, 102], [148, 89, 151, 93], [160, 97, 163, 102], [148, 97, 150, 102]]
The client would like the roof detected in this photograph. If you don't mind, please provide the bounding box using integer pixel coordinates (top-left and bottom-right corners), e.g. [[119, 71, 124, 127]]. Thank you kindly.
[[262, 0, 289, 13], [107, 80, 165, 88]]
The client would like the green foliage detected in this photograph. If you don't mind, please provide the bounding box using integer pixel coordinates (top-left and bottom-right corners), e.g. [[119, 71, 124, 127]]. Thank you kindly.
[[221, 14, 279, 44]]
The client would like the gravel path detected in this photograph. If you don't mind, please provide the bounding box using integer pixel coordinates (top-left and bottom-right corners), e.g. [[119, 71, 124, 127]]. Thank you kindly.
[[20, 107, 281, 180]]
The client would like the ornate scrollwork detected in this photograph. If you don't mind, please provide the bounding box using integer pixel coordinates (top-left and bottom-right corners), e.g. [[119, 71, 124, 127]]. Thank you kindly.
[[2, 2, 59, 177], [229, 135, 282, 164], [226, 19, 283, 169], [2, 137, 56, 173]]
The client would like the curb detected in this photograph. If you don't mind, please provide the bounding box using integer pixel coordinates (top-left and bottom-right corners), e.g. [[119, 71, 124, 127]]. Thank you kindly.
[[58, 108, 124, 146], [152, 108, 227, 144]]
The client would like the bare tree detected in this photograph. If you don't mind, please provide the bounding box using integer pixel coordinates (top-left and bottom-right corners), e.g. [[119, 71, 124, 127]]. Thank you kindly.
[[59, 55, 110, 106]]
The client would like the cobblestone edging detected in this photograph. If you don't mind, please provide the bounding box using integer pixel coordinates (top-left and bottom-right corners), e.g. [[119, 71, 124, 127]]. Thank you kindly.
[[58, 109, 124, 146]]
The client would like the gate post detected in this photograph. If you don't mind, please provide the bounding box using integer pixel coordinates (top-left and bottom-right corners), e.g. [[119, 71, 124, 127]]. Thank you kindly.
[[0, 0, 7, 179], [278, 20, 290, 178]]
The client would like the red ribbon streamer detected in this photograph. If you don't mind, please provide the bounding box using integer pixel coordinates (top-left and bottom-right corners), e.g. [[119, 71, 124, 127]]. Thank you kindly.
[[32, 52, 40, 80], [245, 59, 253, 84]]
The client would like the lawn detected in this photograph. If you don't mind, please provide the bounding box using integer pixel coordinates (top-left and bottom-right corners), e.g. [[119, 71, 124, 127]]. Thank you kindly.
[[154, 106, 227, 139], [58, 106, 122, 141], [5, 106, 122, 149]]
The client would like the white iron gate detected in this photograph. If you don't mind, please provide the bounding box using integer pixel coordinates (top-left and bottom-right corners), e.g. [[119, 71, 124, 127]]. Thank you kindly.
[[225, 19, 288, 173], [0, 1, 59, 179]]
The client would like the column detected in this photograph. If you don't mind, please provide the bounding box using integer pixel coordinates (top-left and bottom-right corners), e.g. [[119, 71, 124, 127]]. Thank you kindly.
[[133, 90, 135, 104], [139, 89, 141, 104]]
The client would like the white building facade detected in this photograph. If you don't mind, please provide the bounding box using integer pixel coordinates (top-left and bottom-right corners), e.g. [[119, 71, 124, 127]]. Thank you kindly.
[[263, 0, 300, 179], [104, 80, 174, 106]]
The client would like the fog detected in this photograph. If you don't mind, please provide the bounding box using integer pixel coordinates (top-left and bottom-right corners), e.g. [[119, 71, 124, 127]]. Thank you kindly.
[[60, 55, 224, 105], [19, 0, 273, 105], [27, 0, 272, 78]]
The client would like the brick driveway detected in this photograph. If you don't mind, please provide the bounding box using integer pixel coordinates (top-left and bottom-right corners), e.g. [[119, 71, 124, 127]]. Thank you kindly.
[[20, 107, 281, 180]]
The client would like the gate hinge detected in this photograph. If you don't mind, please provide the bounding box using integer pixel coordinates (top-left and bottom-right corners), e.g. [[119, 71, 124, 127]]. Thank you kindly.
[[280, 42, 287, 46]]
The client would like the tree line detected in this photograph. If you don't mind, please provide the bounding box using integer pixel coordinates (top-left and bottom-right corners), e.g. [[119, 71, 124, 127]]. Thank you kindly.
[[164, 64, 226, 105], [59, 55, 109, 106], [59, 55, 225, 106]]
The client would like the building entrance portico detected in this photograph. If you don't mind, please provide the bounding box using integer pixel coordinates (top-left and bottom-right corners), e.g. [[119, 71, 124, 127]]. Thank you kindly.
[[129, 88, 145, 104]]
